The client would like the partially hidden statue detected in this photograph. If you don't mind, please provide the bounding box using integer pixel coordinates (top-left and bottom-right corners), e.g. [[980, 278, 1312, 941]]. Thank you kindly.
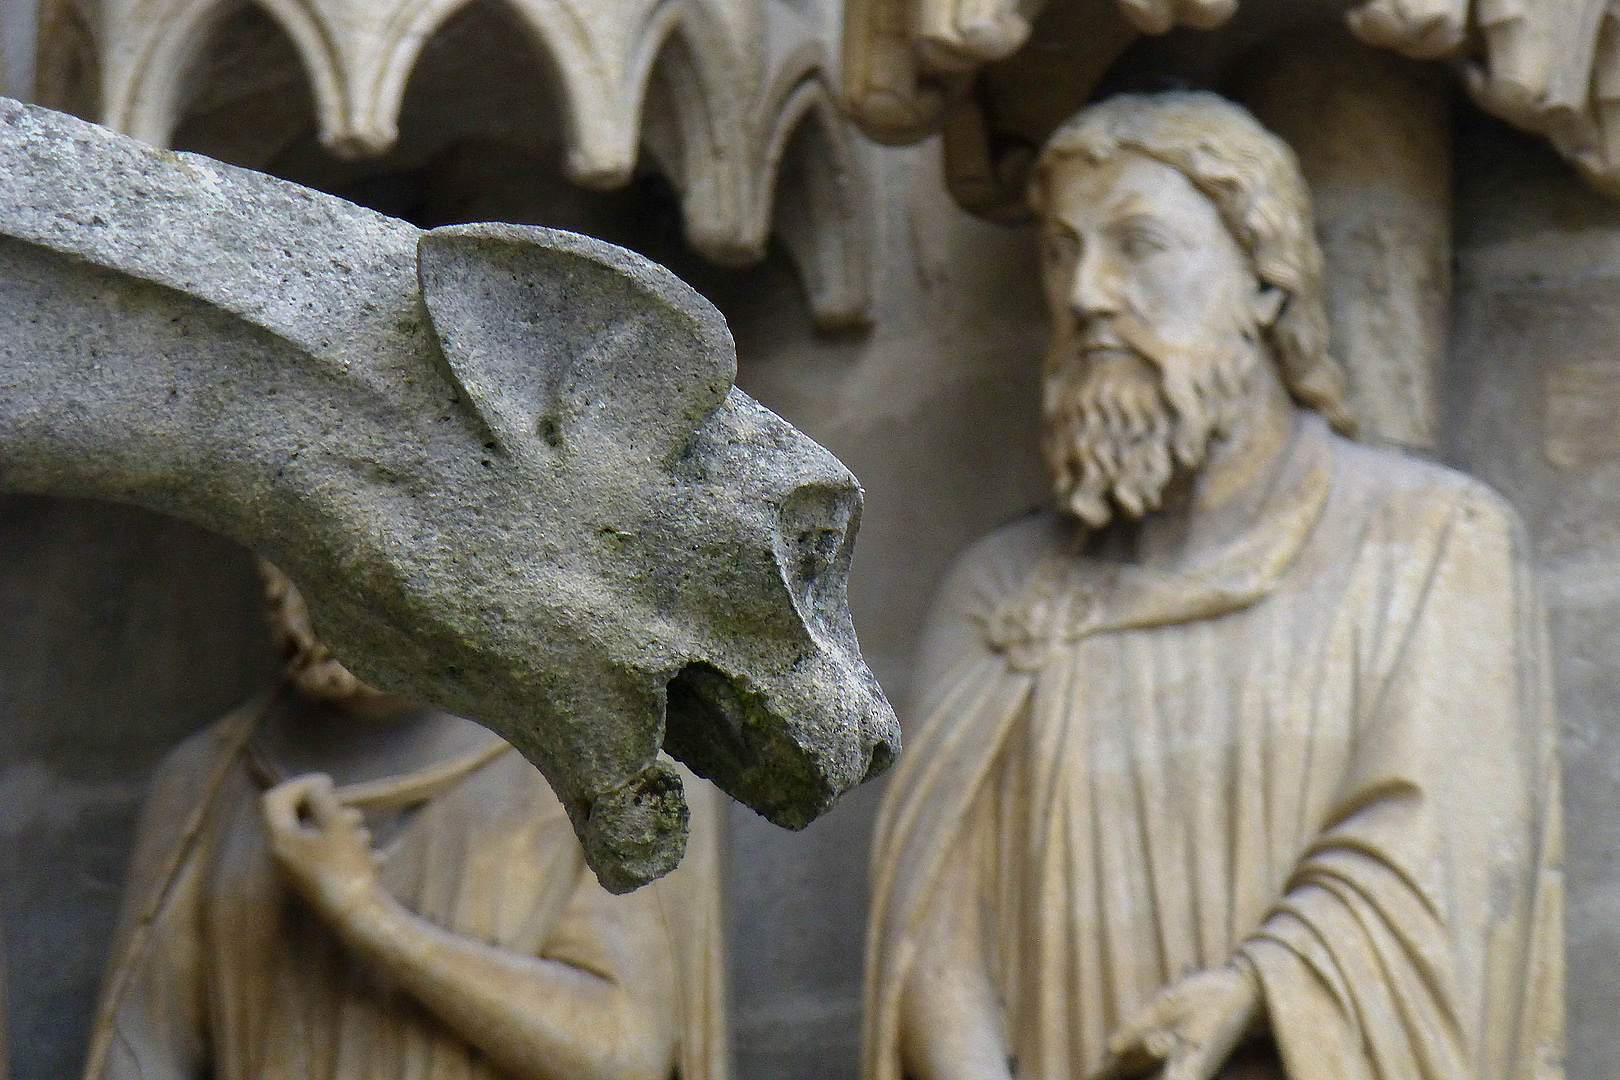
[[865, 92, 1564, 1080], [85, 564, 726, 1080], [0, 98, 898, 891]]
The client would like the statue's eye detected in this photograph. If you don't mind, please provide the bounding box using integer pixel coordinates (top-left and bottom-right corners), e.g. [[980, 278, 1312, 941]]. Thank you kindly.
[[1116, 219, 1170, 260], [1043, 231, 1080, 266]]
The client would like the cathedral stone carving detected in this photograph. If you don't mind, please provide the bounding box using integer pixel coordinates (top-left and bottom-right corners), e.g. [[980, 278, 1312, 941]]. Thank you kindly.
[[6, 1, 1617, 1076], [35, 0, 875, 327], [840, 0, 1620, 455], [843, 0, 1620, 204], [865, 91, 1564, 1080], [86, 566, 729, 1080]]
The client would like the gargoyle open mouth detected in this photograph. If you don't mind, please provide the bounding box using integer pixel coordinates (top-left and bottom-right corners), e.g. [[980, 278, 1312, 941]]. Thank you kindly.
[[662, 660, 839, 829]]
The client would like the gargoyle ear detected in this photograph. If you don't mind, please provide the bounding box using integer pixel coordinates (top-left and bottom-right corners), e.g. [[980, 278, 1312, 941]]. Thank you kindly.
[[417, 223, 736, 461]]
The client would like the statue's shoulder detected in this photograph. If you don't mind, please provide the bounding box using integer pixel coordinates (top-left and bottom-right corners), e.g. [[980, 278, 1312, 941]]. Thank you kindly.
[[916, 510, 1074, 630], [1326, 432, 1524, 540], [153, 710, 242, 778], [141, 695, 267, 809], [942, 509, 1073, 591], [112, 699, 267, 938]]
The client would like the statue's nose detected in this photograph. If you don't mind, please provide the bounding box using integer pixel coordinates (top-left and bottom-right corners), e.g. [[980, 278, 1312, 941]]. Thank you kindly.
[[1069, 247, 1121, 319]]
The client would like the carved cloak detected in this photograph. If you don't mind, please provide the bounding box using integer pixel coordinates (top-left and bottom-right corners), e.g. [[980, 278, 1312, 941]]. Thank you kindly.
[[84, 704, 729, 1080], [865, 415, 1563, 1080]]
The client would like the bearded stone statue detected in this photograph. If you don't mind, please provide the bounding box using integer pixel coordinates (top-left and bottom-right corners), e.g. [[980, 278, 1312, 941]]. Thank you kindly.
[[864, 92, 1564, 1080], [84, 564, 728, 1080]]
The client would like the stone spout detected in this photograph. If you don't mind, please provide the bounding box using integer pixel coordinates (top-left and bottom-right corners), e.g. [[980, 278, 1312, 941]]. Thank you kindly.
[[0, 98, 899, 892]]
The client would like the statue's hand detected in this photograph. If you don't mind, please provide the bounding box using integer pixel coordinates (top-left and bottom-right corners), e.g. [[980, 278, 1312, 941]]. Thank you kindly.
[[1090, 962, 1260, 1080], [261, 774, 382, 923]]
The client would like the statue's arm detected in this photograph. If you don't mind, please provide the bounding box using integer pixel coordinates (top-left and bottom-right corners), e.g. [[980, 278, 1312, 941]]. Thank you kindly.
[[897, 847, 1012, 1080], [1227, 480, 1556, 1080], [337, 873, 680, 1080], [260, 776, 679, 1080]]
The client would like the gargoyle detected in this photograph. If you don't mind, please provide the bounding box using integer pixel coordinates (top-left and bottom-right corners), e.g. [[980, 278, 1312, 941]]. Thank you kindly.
[[0, 97, 898, 892]]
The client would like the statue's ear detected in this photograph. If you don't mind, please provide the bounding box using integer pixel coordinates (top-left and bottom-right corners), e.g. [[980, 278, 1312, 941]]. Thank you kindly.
[[417, 223, 736, 461]]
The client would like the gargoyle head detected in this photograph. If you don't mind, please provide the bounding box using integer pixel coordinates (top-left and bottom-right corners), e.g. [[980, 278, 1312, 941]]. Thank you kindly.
[[0, 99, 895, 893], [319, 223, 898, 891]]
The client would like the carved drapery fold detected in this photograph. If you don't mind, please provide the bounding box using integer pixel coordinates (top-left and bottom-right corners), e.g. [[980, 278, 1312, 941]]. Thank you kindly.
[[35, 0, 872, 327]]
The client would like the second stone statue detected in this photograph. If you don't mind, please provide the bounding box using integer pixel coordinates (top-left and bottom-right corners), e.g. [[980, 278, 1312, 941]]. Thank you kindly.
[[84, 563, 728, 1080], [865, 91, 1564, 1080]]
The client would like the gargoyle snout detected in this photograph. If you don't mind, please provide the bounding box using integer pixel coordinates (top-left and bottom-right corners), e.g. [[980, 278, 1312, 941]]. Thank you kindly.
[[862, 716, 898, 783]]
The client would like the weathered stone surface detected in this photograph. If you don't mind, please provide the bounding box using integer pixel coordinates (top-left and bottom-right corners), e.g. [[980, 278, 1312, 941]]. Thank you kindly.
[[0, 97, 898, 891]]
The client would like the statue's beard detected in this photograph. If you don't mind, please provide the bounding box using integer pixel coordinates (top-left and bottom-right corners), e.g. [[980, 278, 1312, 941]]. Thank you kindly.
[[1042, 327, 1259, 528]]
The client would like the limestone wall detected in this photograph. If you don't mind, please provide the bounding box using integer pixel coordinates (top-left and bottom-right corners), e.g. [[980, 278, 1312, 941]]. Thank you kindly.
[[0, 500, 272, 1079], [1449, 112, 1620, 1080]]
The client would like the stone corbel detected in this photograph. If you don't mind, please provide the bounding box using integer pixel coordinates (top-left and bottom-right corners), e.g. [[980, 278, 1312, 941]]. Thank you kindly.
[[34, 0, 874, 329]]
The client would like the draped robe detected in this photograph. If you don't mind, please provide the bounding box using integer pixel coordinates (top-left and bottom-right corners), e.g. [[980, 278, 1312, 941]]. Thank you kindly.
[[866, 414, 1563, 1080], [85, 702, 728, 1080]]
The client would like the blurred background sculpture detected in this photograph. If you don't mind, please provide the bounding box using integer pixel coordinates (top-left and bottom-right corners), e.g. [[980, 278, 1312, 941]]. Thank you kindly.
[[844, 0, 1620, 202], [864, 91, 1564, 1080], [85, 564, 728, 1080], [34, 0, 875, 329]]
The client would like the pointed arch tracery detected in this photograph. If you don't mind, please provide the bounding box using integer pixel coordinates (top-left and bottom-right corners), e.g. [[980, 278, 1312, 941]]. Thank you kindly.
[[757, 69, 873, 328], [33, 0, 102, 120], [167, 0, 317, 168], [37, 0, 876, 327], [641, 18, 747, 261], [103, 0, 340, 153]]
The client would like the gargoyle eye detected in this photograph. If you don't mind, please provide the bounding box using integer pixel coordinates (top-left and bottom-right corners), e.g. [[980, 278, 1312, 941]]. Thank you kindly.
[[776, 482, 859, 632], [796, 526, 842, 581]]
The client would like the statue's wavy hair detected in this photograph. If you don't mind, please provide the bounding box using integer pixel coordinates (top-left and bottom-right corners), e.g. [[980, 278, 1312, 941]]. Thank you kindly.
[[1028, 90, 1357, 436]]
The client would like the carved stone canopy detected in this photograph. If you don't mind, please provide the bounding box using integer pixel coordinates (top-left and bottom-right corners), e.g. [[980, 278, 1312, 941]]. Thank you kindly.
[[35, 0, 873, 328], [843, 0, 1620, 221]]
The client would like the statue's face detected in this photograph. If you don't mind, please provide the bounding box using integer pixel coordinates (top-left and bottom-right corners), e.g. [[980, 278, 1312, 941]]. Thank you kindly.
[[1036, 151, 1279, 525], [1039, 150, 1273, 387]]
